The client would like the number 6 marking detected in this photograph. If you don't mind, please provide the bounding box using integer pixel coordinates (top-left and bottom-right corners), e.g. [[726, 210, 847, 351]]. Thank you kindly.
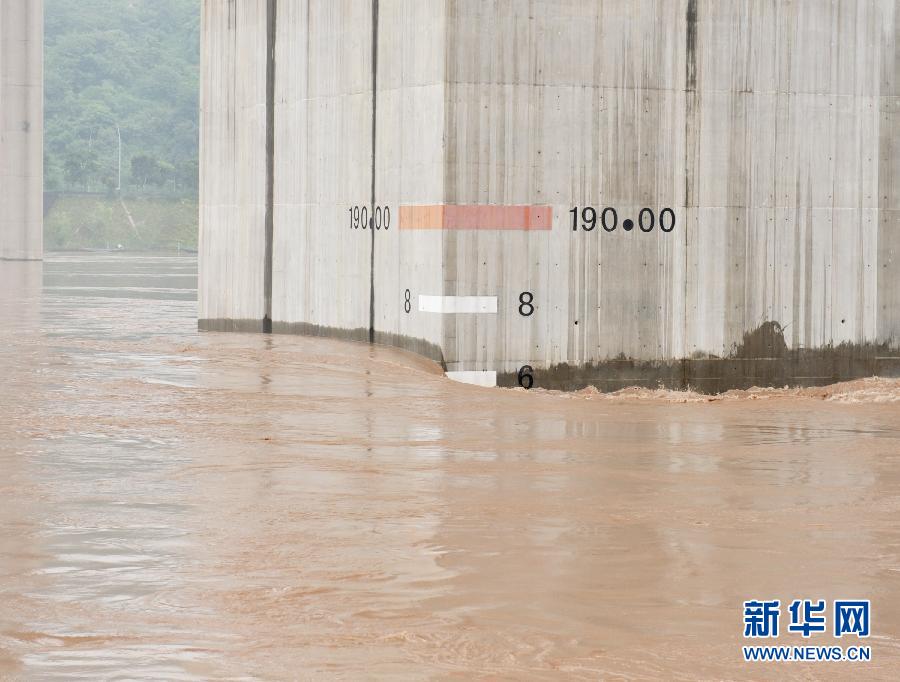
[[517, 365, 534, 389]]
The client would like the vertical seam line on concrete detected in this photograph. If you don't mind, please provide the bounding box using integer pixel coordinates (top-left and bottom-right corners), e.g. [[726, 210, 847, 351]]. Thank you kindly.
[[682, 0, 698, 389], [263, 0, 277, 333], [369, 0, 379, 343]]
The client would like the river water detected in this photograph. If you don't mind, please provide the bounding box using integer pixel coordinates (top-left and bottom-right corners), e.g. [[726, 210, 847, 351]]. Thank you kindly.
[[1, 254, 899, 679]]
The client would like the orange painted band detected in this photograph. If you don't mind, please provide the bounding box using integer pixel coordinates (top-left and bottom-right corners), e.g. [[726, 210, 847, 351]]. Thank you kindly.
[[399, 205, 553, 231]]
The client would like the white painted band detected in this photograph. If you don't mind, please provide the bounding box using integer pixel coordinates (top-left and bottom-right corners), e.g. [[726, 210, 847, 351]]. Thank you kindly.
[[446, 371, 497, 387], [418, 295, 498, 314]]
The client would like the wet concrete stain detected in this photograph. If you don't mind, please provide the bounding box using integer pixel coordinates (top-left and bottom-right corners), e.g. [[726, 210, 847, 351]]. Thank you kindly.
[[263, 0, 277, 334], [368, 0, 379, 344], [200, 318, 445, 366], [203, 316, 900, 395], [497, 320, 900, 394], [685, 0, 698, 92]]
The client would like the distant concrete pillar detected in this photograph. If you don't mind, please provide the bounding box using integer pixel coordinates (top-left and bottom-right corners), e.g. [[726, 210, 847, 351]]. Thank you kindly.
[[0, 0, 43, 261]]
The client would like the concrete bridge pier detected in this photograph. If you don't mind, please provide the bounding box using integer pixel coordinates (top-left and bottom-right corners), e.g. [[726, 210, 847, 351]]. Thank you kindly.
[[199, 0, 900, 392], [0, 0, 43, 261]]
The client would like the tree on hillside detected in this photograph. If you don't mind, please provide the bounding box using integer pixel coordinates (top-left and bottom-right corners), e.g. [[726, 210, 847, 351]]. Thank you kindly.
[[131, 155, 173, 189]]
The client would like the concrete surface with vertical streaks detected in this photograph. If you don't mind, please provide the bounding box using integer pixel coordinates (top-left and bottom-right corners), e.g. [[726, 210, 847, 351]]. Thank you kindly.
[[200, 0, 900, 392], [0, 0, 42, 261]]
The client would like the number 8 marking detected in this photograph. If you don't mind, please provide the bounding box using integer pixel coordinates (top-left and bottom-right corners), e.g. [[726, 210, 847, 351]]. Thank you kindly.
[[518, 291, 534, 317], [404, 289, 411, 314]]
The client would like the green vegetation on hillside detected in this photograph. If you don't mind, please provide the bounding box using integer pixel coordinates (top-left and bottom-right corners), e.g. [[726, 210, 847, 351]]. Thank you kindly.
[[45, 0, 199, 195], [45, 195, 199, 252]]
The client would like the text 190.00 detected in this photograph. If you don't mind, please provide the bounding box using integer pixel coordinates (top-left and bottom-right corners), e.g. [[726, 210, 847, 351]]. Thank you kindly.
[[570, 207, 675, 233], [349, 205, 391, 230]]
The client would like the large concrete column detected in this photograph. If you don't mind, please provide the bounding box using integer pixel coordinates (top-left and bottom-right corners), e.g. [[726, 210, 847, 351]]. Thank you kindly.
[[198, 0, 268, 328], [0, 0, 42, 261], [201, 0, 900, 392]]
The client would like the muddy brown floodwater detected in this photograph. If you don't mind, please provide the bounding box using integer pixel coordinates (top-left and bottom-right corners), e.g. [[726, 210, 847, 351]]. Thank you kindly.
[[1, 254, 899, 680]]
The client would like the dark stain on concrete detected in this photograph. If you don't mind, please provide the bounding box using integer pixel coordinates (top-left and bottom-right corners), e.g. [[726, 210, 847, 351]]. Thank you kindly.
[[262, 0, 277, 334], [733, 320, 789, 358], [368, 0, 379, 344], [685, 0, 698, 91], [202, 318, 899, 395], [200, 318, 445, 367], [199, 318, 267, 334], [497, 321, 900, 394]]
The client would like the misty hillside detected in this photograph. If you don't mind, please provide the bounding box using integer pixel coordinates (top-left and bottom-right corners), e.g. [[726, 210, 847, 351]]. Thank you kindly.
[[44, 0, 199, 195]]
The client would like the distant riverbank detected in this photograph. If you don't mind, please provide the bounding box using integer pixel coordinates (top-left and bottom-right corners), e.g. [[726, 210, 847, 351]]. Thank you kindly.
[[44, 194, 198, 252]]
